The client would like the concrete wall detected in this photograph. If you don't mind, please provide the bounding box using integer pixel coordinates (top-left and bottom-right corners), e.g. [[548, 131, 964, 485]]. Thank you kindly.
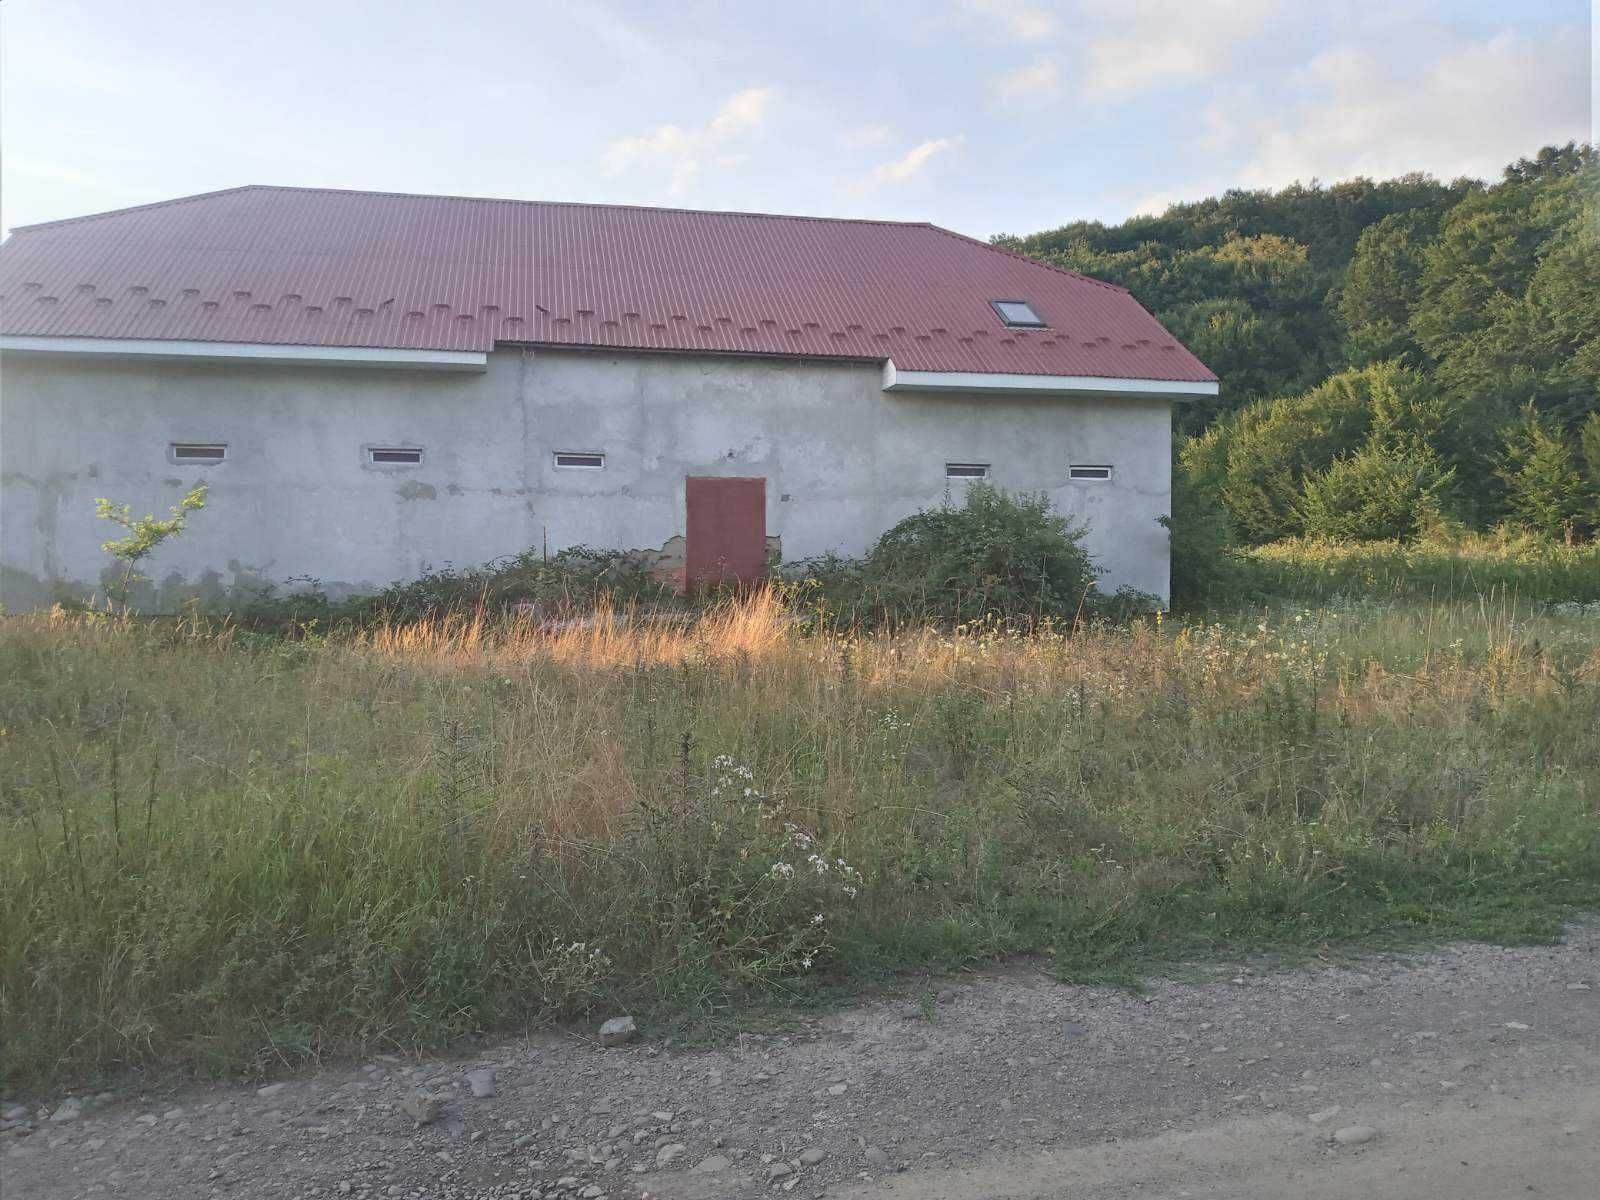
[[0, 346, 1173, 609]]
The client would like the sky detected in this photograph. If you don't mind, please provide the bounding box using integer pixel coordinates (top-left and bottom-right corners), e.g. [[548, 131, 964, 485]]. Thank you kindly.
[[1, 0, 1594, 240]]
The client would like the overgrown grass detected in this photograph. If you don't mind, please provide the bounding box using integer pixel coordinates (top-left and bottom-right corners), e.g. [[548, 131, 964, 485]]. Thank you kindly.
[[1238, 532, 1600, 607], [4, 592, 1599, 1090]]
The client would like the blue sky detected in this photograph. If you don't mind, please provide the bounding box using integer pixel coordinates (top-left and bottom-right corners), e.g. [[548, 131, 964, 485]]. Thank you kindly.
[[1, 1, 1593, 239]]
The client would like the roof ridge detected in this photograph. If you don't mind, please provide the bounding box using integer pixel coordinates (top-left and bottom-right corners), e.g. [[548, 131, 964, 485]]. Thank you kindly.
[[9, 186, 262, 233], [920, 222, 1131, 294], [13, 183, 942, 233]]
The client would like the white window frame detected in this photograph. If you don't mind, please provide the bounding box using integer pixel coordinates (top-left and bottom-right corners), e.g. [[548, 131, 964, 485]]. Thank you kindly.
[[554, 451, 606, 470], [366, 446, 424, 466], [945, 462, 991, 480], [1069, 464, 1113, 482], [168, 442, 227, 465]]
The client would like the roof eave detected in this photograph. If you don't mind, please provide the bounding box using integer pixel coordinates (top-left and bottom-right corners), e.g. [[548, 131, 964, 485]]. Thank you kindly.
[[0, 335, 488, 372], [882, 359, 1219, 401]]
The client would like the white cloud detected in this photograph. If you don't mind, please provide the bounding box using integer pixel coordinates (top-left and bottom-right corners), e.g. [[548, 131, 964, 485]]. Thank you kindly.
[[994, 58, 1060, 100], [841, 124, 893, 149], [872, 136, 965, 184], [707, 87, 774, 140], [1231, 28, 1590, 188], [603, 87, 776, 196], [959, 0, 1061, 43], [1072, 0, 1282, 101], [970, 1, 1280, 106]]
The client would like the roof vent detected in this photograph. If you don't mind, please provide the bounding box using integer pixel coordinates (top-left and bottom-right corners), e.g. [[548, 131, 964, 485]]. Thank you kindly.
[[990, 299, 1046, 328]]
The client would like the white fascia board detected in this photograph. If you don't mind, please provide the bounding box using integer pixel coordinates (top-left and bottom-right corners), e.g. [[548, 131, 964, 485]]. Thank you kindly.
[[882, 358, 1218, 400], [0, 335, 488, 372]]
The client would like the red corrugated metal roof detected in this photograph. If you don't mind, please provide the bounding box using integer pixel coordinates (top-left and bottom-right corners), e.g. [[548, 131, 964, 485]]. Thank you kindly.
[[0, 185, 1216, 382]]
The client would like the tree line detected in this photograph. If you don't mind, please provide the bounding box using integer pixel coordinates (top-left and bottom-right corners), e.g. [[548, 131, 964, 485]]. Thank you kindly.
[[998, 143, 1600, 546]]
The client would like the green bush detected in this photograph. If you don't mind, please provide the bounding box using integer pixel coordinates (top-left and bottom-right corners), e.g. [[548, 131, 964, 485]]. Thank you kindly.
[[797, 484, 1103, 627], [236, 545, 676, 630], [1164, 445, 1244, 610], [1219, 367, 1376, 542], [1498, 405, 1594, 542], [1298, 445, 1453, 542]]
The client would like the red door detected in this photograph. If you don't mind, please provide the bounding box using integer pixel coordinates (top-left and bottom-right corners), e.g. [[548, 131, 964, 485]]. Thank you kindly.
[[685, 476, 766, 590]]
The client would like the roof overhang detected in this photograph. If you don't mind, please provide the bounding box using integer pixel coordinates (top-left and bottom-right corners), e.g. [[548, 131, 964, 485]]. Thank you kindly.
[[0, 335, 488, 372], [882, 358, 1218, 400]]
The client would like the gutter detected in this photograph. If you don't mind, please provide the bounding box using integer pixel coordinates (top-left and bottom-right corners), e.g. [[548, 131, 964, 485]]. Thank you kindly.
[[882, 359, 1218, 400], [0, 336, 488, 372]]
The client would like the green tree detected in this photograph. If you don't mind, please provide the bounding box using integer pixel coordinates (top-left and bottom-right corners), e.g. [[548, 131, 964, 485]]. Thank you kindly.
[[1579, 412, 1600, 533], [94, 484, 209, 608], [1218, 368, 1377, 543], [1497, 406, 1588, 541], [1337, 210, 1437, 364], [1161, 298, 1305, 431], [1299, 446, 1453, 542], [1163, 440, 1241, 608]]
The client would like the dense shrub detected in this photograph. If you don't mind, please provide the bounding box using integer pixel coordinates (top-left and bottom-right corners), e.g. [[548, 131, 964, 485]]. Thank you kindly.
[[1498, 405, 1595, 542], [1163, 445, 1243, 610], [1218, 367, 1376, 542], [1298, 445, 1453, 542], [235, 545, 675, 629], [797, 484, 1105, 627]]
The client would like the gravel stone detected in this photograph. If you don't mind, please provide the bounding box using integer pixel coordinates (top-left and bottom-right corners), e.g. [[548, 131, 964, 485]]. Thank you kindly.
[[1333, 1125, 1379, 1146], [466, 1069, 496, 1099], [598, 1016, 637, 1047], [8, 920, 1600, 1200], [655, 1142, 686, 1167]]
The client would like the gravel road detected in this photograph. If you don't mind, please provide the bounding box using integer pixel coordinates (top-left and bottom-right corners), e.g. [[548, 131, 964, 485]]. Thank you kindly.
[[5, 922, 1597, 1200]]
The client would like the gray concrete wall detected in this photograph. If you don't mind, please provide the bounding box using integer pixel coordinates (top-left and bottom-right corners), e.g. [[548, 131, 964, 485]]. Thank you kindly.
[[0, 346, 1173, 609]]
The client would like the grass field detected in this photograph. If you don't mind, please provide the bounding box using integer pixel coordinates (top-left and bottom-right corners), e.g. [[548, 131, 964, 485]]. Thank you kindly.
[[4, 590, 1599, 1089], [1239, 533, 1600, 606]]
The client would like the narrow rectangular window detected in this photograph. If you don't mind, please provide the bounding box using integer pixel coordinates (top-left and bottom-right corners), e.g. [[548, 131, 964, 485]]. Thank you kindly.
[[945, 462, 990, 479], [555, 452, 605, 469], [1070, 464, 1112, 481], [369, 447, 423, 465], [171, 443, 226, 463]]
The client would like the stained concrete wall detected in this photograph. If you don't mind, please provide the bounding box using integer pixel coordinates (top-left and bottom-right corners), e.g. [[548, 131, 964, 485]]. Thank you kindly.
[[0, 346, 1173, 609]]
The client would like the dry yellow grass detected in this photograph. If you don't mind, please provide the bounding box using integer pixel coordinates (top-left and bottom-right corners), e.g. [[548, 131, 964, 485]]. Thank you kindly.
[[3, 593, 1599, 1087]]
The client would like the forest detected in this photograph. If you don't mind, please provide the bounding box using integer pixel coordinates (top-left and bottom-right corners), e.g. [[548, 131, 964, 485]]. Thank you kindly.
[[997, 143, 1600, 559]]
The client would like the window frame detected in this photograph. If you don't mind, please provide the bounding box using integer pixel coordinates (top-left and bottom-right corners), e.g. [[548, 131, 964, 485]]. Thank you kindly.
[[945, 462, 991, 480], [366, 446, 424, 466], [989, 299, 1048, 329], [168, 442, 227, 465], [554, 451, 606, 470], [1069, 464, 1113, 482]]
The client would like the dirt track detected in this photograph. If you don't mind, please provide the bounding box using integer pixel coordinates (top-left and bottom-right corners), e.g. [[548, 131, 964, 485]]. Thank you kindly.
[[5, 923, 1597, 1199]]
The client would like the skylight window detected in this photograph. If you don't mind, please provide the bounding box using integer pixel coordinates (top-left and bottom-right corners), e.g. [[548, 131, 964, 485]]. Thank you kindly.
[[990, 299, 1046, 328]]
